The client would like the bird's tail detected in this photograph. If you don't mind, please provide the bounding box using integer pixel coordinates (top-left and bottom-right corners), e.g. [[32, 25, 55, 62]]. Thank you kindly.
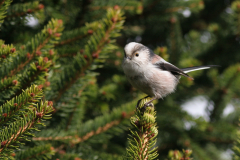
[[181, 65, 219, 73]]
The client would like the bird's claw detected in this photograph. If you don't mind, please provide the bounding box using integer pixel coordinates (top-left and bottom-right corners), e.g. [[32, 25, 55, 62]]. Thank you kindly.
[[136, 96, 154, 114], [140, 102, 153, 113], [136, 96, 150, 109], [144, 102, 153, 109]]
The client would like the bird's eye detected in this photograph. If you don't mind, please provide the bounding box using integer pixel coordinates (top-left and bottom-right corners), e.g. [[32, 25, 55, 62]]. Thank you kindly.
[[135, 53, 139, 57]]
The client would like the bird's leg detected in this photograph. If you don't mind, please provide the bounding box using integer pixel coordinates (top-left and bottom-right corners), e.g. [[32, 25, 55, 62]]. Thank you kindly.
[[143, 97, 157, 109], [136, 96, 150, 109]]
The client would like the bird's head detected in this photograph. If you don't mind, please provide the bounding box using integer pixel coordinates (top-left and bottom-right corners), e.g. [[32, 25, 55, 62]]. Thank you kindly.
[[123, 42, 150, 65]]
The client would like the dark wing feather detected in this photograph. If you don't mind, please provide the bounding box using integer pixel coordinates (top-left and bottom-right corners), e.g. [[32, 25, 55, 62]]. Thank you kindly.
[[155, 62, 193, 79]]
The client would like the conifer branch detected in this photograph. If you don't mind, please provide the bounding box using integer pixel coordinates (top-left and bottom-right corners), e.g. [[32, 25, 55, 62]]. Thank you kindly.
[[233, 120, 240, 160], [0, 56, 52, 104], [0, 0, 5, 7], [64, 82, 90, 130], [168, 150, 192, 160], [59, 52, 77, 57], [33, 112, 133, 143], [55, 34, 88, 47], [6, 2, 44, 19], [70, 116, 132, 144], [15, 144, 55, 160], [0, 85, 54, 156], [52, 8, 124, 103], [55, 20, 101, 47], [0, 76, 19, 93], [205, 137, 233, 143], [33, 96, 139, 144], [13, 57, 52, 97], [6, 19, 63, 77], [125, 98, 158, 160], [91, 6, 135, 11], [0, 0, 12, 26], [57, 34, 87, 46], [126, 0, 203, 23], [52, 65, 87, 103], [0, 41, 16, 60], [0, 101, 53, 154], [210, 66, 240, 121], [33, 120, 123, 142], [89, 0, 142, 14], [164, 1, 204, 13], [10, 42, 47, 77], [0, 85, 43, 125], [53, 73, 96, 111]]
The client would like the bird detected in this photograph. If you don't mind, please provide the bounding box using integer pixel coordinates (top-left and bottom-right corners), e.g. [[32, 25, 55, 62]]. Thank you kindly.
[[122, 42, 218, 109]]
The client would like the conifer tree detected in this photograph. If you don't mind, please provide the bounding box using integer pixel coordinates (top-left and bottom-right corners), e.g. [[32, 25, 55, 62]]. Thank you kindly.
[[0, 0, 240, 160]]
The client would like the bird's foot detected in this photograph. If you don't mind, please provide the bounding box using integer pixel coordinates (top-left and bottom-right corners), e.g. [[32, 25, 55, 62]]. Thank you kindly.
[[140, 102, 154, 113], [136, 96, 149, 109]]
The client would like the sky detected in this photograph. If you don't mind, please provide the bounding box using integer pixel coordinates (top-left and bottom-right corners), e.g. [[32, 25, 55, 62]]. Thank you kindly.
[[181, 95, 235, 121]]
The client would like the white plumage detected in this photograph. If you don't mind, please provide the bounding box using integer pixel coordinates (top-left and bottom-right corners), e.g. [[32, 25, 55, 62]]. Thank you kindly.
[[122, 42, 218, 108]]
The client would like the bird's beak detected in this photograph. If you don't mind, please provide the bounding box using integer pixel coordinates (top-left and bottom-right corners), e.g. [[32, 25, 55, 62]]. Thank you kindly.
[[126, 56, 131, 60]]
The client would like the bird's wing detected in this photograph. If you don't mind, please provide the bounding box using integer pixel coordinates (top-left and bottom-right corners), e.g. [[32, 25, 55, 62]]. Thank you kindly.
[[181, 65, 219, 73], [154, 61, 193, 79]]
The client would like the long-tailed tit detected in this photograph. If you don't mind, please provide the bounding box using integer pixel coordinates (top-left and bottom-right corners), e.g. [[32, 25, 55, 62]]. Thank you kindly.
[[122, 42, 218, 108]]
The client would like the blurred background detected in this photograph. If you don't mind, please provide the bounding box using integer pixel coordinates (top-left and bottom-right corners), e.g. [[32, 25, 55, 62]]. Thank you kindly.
[[1, 0, 240, 159]]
